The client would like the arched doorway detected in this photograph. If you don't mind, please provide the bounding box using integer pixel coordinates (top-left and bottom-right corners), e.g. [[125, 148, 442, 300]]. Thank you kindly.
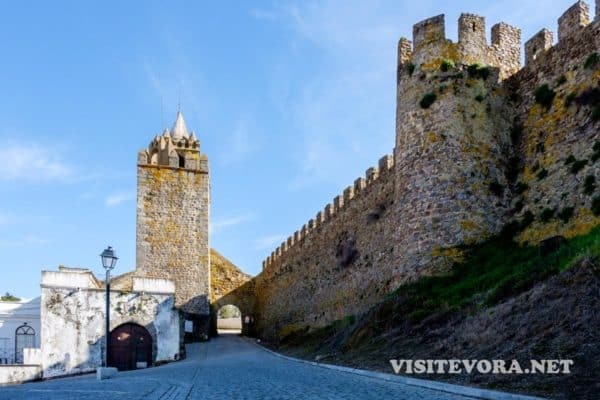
[[217, 305, 242, 335], [15, 323, 35, 364], [108, 323, 153, 371]]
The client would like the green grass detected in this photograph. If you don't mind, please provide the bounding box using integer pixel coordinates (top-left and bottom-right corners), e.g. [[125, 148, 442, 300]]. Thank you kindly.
[[388, 224, 600, 322]]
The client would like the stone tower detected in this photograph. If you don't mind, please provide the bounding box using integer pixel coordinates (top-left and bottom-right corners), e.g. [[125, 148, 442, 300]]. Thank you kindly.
[[393, 14, 519, 279], [136, 111, 211, 338]]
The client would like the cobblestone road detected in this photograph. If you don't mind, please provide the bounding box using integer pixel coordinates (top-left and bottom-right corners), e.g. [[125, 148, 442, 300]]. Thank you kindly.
[[0, 334, 468, 399]]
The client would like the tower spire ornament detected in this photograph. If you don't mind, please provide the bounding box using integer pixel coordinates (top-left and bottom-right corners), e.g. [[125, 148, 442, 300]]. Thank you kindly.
[[170, 110, 189, 140]]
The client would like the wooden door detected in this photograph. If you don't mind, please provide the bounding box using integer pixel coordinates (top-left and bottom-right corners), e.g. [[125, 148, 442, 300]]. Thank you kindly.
[[108, 323, 152, 371]]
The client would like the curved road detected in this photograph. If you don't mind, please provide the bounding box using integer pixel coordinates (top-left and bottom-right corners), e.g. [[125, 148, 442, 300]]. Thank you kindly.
[[0, 334, 468, 399]]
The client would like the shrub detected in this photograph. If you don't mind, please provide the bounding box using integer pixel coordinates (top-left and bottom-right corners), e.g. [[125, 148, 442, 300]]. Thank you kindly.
[[570, 159, 588, 174], [475, 94, 485, 102], [510, 123, 523, 145], [489, 181, 504, 197], [536, 142, 545, 153], [534, 84, 556, 109], [593, 196, 600, 216], [555, 75, 567, 86], [467, 63, 491, 80], [540, 208, 556, 222], [0, 292, 20, 302], [558, 207, 575, 223], [514, 200, 524, 212], [565, 92, 577, 107], [521, 211, 535, 229], [515, 181, 529, 195], [509, 92, 521, 104], [505, 156, 520, 183], [592, 141, 600, 162], [420, 92, 437, 109], [592, 106, 600, 121], [584, 175, 596, 195], [565, 155, 576, 165], [576, 87, 600, 106], [440, 59, 455, 72], [584, 52, 599, 69], [536, 168, 548, 180], [406, 63, 415, 76]]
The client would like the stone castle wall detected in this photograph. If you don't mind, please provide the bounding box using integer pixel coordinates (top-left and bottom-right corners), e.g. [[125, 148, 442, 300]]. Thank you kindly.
[[244, 1, 600, 341], [400, 13, 521, 80], [136, 164, 210, 316], [393, 62, 514, 280], [507, 2, 600, 244], [256, 157, 396, 339]]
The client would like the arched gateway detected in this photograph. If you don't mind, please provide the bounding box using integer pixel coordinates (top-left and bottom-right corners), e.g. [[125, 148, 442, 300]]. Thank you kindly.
[[108, 323, 153, 371]]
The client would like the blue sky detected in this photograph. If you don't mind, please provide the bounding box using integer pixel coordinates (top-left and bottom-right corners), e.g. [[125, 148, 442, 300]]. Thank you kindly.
[[0, 0, 582, 298]]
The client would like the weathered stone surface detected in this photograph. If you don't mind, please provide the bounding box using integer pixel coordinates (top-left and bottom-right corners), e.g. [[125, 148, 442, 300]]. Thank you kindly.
[[210, 248, 252, 303], [508, 11, 600, 244], [0, 365, 41, 385], [255, 159, 395, 340], [243, 2, 600, 342], [40, 269, 180, 378], [136, 147, 210, 316]]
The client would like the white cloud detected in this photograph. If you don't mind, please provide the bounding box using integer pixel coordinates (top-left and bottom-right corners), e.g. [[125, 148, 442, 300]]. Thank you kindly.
[[105, 191, 135, 207], [4, 142, 72, 181], [255, 234, 287, 251], [210, 214, 254, 234]]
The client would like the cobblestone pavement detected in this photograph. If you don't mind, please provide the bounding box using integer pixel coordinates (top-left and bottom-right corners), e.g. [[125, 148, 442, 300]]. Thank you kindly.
[[0, 334, 468, 399]]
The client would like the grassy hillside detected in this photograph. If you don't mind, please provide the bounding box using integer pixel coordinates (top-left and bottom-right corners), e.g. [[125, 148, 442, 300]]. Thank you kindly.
[[270, 225, 600, 399]]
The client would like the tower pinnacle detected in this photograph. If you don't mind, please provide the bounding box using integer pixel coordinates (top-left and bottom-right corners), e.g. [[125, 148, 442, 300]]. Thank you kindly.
[[170, 111, 189, 140]]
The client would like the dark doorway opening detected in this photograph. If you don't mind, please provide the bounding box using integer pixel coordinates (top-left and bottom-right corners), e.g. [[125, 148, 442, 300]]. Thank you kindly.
[[108, 323, 153, 371]]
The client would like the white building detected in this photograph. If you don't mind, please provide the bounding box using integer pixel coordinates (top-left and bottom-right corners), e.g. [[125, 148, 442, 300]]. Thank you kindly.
[[0, 297, 41, 364], [0, 266, 181, 385]]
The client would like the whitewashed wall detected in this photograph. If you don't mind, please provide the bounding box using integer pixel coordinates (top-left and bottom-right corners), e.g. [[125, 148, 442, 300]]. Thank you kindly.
[[0, 297, 41, 364], [41, 270, 180, 378]]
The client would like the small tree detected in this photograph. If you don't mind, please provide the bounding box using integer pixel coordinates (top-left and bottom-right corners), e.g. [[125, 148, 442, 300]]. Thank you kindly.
[[218, 304, 241, 318], [1, 292, 21, 301]]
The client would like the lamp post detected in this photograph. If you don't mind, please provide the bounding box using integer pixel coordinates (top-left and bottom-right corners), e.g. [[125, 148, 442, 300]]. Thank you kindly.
[[100, 246, 118, 368]]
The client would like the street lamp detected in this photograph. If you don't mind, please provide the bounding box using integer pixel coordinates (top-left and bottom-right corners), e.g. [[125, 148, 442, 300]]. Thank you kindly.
[[100, 246, 118, 368]]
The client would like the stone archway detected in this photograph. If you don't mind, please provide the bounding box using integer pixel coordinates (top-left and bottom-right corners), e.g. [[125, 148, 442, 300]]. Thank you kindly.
[[108, 323, 153, 371], [216, 304, 242, 334], [212, 280, 257, 337]]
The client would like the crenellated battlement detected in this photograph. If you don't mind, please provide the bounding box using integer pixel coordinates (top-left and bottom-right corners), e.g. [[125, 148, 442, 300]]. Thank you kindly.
[[399, 1, 600, 81], [399, 13, 521, 80], [262, 154, 394, 271], [137, 112, 208, 172], [558, 1, 591, 41], [523, 0, 596, 66]]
